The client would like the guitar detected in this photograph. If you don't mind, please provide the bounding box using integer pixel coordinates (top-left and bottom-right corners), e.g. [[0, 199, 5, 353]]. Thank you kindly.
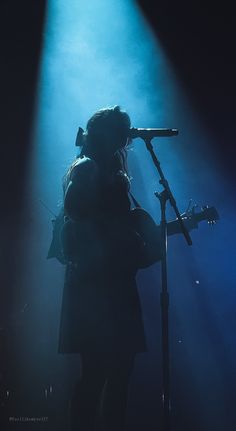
[[48, 204, 219, 267]]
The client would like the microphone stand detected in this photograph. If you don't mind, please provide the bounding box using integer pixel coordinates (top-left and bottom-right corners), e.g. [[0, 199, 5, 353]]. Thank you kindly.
[[143, 138, 192, 431]]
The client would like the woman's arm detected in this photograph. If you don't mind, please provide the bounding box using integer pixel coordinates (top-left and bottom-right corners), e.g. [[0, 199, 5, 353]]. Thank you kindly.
[[167, 216, 198, 236]]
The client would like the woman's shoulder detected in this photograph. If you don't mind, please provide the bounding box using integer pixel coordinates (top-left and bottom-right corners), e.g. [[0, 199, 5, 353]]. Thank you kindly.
[[70, 156, 97, 172], [63, 156, 99, 193], [69, 156, 98, 182]]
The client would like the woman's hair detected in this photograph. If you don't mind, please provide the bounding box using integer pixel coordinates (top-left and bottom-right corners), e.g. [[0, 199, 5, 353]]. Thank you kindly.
[[83, 105, 131, 176], [63, 106, 131, 193], [86, 105, 131, 143]]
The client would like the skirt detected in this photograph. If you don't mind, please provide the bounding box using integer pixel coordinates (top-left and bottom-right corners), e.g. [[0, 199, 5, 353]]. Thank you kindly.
[[58, 264, 147, 354]]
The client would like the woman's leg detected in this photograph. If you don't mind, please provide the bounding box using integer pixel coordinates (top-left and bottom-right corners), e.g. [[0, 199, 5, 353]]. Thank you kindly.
[[69, 352, 135, 431], [69, 353, 106, 431], [99, 353, 135, 431]]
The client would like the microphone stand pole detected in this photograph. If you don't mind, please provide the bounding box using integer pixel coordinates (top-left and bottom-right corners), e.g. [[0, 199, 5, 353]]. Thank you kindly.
[[143, 138, 192, 431]]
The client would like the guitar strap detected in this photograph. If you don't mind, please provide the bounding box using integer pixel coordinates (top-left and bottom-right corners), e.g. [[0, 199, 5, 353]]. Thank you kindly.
[[129, 191, 141, 209]]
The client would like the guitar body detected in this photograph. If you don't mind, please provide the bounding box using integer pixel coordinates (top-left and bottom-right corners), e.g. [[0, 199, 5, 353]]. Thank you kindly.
[[127, 208, 162, 268], [60, 207, 162, 269]]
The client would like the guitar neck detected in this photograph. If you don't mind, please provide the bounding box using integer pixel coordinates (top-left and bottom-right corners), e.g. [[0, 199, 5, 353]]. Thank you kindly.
[[195, 212, 208, 223], [167, 206, 219, 236]]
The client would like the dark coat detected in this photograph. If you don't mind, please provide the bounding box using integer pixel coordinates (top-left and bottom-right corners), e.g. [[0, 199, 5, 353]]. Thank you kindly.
[[58, 157, 147, 354]]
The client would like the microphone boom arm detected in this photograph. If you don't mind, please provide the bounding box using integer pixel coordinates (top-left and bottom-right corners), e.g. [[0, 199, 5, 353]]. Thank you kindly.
[[129, 128, 178, 139]]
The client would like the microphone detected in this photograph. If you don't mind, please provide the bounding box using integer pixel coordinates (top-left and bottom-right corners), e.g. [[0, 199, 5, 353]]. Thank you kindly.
[[129, 128, 178, 139]]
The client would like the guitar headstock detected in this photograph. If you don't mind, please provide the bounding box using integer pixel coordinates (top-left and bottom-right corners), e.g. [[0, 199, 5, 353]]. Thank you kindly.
[[200, 205, 220, 225], [181, 200, 219, 227]]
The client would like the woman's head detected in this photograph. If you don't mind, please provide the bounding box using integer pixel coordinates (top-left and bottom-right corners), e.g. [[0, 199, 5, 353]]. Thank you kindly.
[[85, 105, 131, 156]]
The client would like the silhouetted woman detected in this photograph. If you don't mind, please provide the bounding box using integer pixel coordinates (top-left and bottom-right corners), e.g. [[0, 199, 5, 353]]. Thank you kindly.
[[58, 106, 161, 431]]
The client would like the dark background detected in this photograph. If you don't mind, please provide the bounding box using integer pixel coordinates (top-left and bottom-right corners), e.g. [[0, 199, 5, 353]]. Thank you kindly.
[[138, 1, 236, 178], [1, 1, 235, 430]]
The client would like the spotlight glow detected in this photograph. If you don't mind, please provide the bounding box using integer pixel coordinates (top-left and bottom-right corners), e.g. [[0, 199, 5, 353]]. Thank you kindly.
[[25, 1, 236, 430]]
